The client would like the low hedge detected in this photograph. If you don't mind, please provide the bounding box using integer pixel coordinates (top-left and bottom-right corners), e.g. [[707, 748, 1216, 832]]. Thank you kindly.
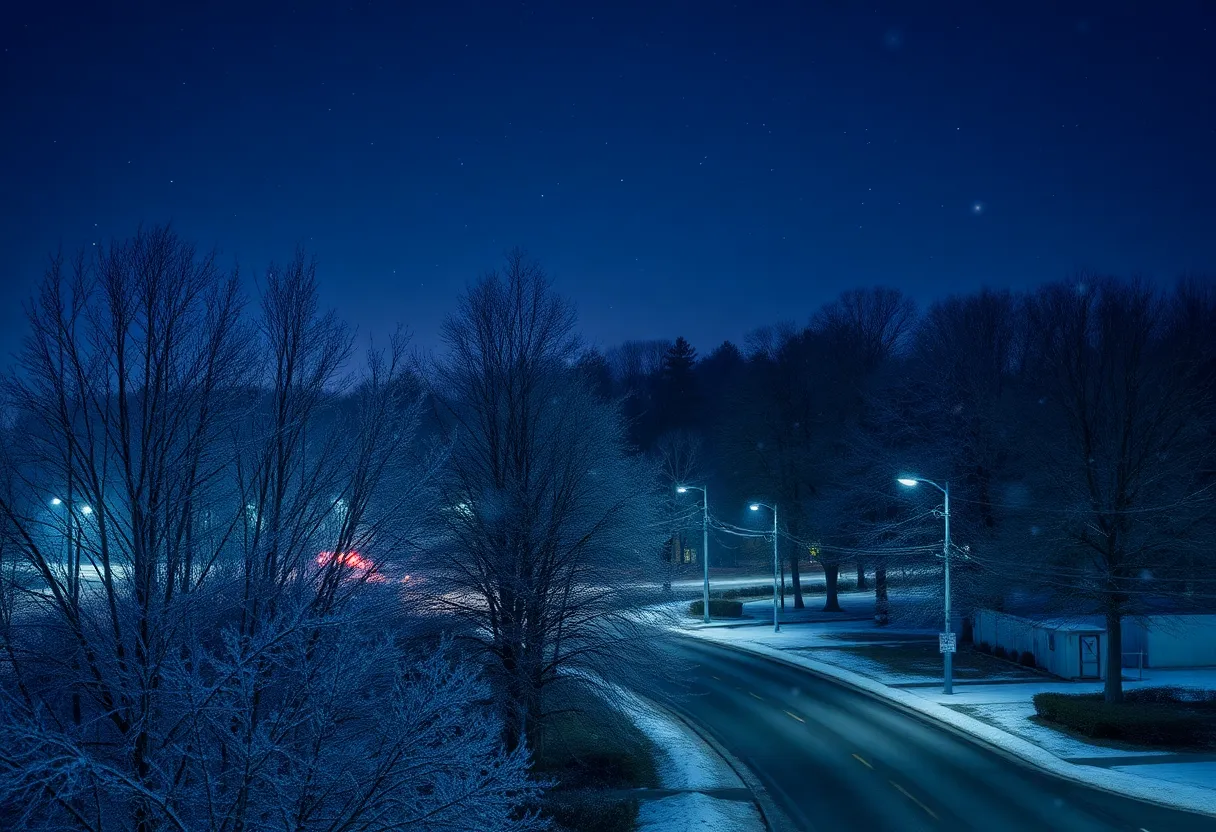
[[718, 585, 773, 600], [1033, 688, 1216, 749], [688, 598, 744, 618]]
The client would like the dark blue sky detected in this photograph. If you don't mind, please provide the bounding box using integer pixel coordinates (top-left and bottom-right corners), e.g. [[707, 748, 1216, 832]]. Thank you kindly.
[[3, 1, 1214, 357]]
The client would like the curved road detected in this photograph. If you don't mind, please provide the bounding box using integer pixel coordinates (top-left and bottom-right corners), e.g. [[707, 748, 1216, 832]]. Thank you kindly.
[[647, 639, 1216, 831]]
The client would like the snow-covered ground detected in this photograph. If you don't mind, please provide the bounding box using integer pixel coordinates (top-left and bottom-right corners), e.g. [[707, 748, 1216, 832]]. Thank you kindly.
[[677, 619, 1216, 817], [637, 792, 762, 832], [1111, 762, 1216, 790], [950, 701, 1169, 759], [601, 684, 766, 832]]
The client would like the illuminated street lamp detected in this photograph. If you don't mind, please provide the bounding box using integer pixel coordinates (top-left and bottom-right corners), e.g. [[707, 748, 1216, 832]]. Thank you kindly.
[[677, 485, 712, 624], [898, 475, 953, 694], [50, 497, 62, 506], [749, 502, 780, 633]]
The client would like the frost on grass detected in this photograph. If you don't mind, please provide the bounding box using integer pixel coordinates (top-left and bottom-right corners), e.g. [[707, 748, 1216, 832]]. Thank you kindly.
[[0, 231, 543, 831], [639, 792, 762, 832]]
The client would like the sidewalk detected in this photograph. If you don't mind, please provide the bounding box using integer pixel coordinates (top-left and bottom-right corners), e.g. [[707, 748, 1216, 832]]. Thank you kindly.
[[676, 607, 1216, 817]]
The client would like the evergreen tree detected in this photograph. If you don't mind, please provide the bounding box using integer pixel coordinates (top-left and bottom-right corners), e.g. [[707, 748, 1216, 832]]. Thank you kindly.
[[655, 336, 699, 435]]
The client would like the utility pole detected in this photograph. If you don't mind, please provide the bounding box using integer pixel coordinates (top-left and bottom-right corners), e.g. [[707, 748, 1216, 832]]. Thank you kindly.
[[750, 502, 780, 633], [678, 485, 712, 623], [942, 481, 952, 695], [772, 504, 779, 632], [701, 486, 710, 625], [898, 476, 954, 694]]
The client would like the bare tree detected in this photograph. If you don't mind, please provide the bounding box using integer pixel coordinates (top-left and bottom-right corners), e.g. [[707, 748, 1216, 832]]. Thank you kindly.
[[813, 286, 916, 372], [428, 250, 665, 751], [655, 430, 705, 586], [1019, 277, 1216, 702], [722, 327, 819, 608], [725, 290, 916, 613], [0, 230, 540, 830]]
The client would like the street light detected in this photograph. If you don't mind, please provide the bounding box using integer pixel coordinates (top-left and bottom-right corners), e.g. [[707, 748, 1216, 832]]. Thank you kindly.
[[750, 502, 780, 633], [898, 475, 953, 694], [50, 497, 62, 506], [677, 485, 712, 624]]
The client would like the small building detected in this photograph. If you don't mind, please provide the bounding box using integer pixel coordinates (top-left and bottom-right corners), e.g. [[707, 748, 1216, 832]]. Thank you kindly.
[[664, 534, 698, 565], [972, 609, 1216, 680]]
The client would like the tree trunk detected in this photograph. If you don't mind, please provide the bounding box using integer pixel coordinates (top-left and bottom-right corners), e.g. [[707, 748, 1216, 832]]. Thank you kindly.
[[822, 563, 843, 612], [874, 565, 889, 626], [790, 551, 804, 609], [856, 560, 867, 590], [1104, 611, 1124, 703]]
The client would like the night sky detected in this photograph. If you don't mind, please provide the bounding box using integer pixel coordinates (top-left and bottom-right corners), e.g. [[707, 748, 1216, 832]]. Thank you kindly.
[[3, 1, 1214, 358]]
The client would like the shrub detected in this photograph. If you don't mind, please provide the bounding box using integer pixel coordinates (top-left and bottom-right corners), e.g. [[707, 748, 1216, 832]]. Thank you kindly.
[[1019, 651, 1037, 668], [993, 645, 1007, 659], [543, 792, 638, 832], [688, 598, 744, 618], [976, 641, 992, 654], [1032, 690, 1216, 749], [1124, 686, 1216, 705], [718, 585, 772, 600]]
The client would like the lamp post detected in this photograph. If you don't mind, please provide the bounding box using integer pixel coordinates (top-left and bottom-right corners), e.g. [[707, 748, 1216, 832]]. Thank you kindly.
[[50, 496, 91, 602], [677, 485, 711, 624], [898, 476, 953, 694], [749, 502, 780, 633]]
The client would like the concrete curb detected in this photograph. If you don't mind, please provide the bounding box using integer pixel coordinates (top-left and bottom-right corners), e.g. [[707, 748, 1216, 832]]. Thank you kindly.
[[686, 634, 1216, 819]]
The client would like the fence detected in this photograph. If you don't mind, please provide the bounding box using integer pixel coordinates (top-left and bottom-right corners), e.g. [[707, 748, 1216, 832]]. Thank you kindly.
[[1121, 651, 1144, 680]]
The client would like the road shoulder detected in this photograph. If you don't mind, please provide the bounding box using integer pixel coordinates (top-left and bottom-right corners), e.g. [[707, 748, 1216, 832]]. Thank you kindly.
[[680, 628, 1216, 818], [593, 681, 770, 832]]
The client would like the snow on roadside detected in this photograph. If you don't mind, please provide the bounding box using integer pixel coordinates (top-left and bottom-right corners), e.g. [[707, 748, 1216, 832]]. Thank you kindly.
[[953, 701, 1168, 759], [592, 682, 766, 832], [603, 683, 740, 790], [1112, 762, 1216, 790], [792, 647, 928, 685], [680, 631, 1216, 817], [637, 792, 763, 832]]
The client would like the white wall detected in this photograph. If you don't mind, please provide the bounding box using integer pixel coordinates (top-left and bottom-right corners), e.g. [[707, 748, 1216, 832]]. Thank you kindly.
[[1145, 615, 1216, 667], [972, 609, 1098, 679]]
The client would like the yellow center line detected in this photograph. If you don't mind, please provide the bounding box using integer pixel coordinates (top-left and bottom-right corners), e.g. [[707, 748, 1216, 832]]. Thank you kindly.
[[852, 753, 872, 769], [749, 692, 765, 702], [784, 710, 805, 723], [890, 781, 939, 821]]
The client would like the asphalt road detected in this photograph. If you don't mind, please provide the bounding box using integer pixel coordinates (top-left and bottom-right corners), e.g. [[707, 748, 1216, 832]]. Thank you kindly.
[[648, 639, 1216, 832]]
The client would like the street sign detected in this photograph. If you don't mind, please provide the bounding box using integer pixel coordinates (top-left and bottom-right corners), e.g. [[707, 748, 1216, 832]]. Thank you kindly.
[[939, 632, 957, 653]]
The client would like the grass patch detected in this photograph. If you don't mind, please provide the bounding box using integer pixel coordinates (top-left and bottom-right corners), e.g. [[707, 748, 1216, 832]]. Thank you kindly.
[[542, 791, 640, 832], [817, 631, 936, 643], [688, 598, 744, 618], [806, 643, 1042, 681], [1033, 687, 1216, 750], [532, 681, 660, 831]]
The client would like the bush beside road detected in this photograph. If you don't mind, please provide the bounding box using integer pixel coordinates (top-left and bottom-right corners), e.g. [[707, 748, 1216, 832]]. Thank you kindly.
[[674, 613, 1216, 817], [1033, 688, 1216, 750], [687, 598, 744, 618]]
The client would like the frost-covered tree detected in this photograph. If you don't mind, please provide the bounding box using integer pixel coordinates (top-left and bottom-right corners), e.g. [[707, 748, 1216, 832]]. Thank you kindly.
[[428, 250, 665, 751], [0, 228, 543, 831]]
